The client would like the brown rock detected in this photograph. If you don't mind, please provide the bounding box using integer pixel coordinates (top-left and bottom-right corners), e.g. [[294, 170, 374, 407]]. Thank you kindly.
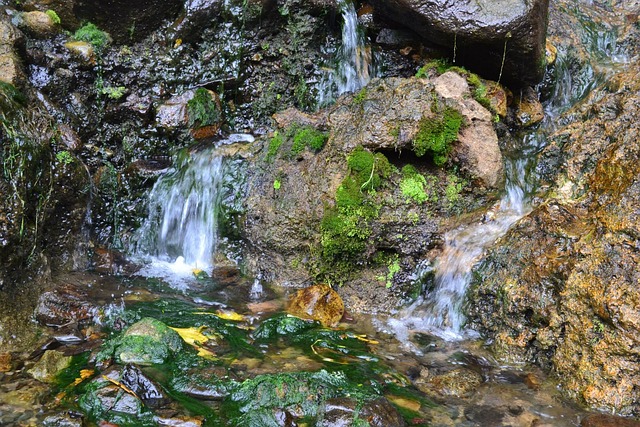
[[27, 350, 72, 383], [514, 86, 544, 127], [286, 284, 344, 327], [581, 414, 640, 427], [0, 352, 12, 372], [19, 11, 57, 37], [64, 41, 96, 66]]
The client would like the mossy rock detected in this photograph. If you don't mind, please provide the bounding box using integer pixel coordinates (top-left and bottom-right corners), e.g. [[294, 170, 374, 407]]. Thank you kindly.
[[286, 284, 344, 327], [115, 317, 183, 365]]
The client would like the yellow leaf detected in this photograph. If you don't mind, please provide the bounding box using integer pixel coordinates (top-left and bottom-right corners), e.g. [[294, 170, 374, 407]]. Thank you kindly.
[[174, 38, 182, 48], [215, 309, 245, 322], [170, 326, 209, 346], [80, 369, 94, 379]]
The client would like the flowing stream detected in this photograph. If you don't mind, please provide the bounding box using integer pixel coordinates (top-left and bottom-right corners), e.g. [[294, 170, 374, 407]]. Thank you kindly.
[[317, 0, 374, 106]]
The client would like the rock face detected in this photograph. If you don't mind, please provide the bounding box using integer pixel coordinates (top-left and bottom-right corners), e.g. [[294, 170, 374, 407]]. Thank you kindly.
[[467, 56, 640, 416], [370, 0, 550, 86], [243, 74, 503, 313], [73, 0, 183, 43]]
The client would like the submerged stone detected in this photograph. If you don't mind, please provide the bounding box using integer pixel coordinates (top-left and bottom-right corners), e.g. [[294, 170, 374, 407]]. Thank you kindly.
[[116, 317, 183, 365], [286, 284, 344, 327], [27, 350, 72, 383]]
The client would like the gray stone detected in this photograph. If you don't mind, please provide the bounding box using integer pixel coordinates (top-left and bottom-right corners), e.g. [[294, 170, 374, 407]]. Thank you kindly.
[[369, 0, 550, 86]]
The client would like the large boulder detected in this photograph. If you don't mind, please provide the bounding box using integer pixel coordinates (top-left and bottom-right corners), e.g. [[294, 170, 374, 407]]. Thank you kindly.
[[370, 0, 550, 86], [467, 55, 640, 416]]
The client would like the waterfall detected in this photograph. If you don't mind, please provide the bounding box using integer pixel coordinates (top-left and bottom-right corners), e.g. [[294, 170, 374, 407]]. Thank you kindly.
[[130, 134, 253, 283], [384, 133, 546, 342], [317, 0, 373, 106]]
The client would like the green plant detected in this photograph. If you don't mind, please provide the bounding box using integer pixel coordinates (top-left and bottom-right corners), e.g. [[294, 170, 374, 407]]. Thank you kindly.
[[353, 87, 367, 105], [266, 131, 284, 161], [413, 107, 463, 166], [273, 179, 281, 190], [289, 126, 328, 157], [445, 173, 466, 210], [385, 255, 401, 288], [187, 88, 221, 128], [45, 9, 60, 25], [74, 22, 109, 49], [55, 150, 74, 165], [400, 165, 434, 204], [415, 58, 451, 77], [100, 85, 126, 100]]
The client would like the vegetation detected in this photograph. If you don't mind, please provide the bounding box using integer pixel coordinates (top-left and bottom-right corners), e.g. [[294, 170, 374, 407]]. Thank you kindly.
[[74, 22, 110, 49], [319, 147, 392, 281], [187, 88, 221, 128], [413, 107, 463, 166], [266, 131, 285, 162], [99, 85, 126, 100], [445, 173, 466, 211], [353, 87, 368, 105], [289, 126, 328, 156], [45, 9, 61, 25], [400, 165, 436, 204], [55, 150, 74, 165]]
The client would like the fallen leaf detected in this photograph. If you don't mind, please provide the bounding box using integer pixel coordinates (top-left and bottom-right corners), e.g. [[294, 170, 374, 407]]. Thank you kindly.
[[387, 395, 421, 412]]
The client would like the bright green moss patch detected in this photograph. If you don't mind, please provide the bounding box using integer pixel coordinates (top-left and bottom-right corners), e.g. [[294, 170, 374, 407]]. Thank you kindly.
[[413, 107, 463, 166], [266, 131, 284, 161], [290, 126, 328, 156], [45, 9, 61, 24], [187, 88, 221, 128], [74, 22, 109, 49], [400, 165, 437, 204]]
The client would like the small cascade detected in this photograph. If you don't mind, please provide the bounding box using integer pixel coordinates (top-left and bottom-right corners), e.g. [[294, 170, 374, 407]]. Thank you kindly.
[[384, 131, 549, 343], [317, 0, 373, 106], [131, 135, 253, 282]]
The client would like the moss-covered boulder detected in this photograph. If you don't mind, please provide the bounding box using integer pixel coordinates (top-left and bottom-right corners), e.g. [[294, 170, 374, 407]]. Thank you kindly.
[[113, 317, 183, 365]]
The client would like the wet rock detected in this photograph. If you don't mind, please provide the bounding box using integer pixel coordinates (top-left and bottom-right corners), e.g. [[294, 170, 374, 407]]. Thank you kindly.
[[464, 404, 505, 425], [286, 284, 344, 327], [35, 283, 98, 326], [27, 350, 72, 383], [79, 366, 144, 418], [58, 123, 83, 151], [467, 62, 640, 415], [0, 352, 12, 372], [319, 397, 406, 427], [485, 80, 511, 118], [171, 365, 235, 400], [18, 11, 58, 37], [73, 0, 183, 43], [118, 365, 167, 407], [42, 412, 84, 427], [63, 41, 96, 66], [514, 86, 544, 127], [156, 90, 193, 130], [92, 247, 140, 275], [581, 414, 640, 427], [116, 317, 183, 365], [153, 413, 204, 427], [369, 0, 550, 86], [415, 367, 483, 398]]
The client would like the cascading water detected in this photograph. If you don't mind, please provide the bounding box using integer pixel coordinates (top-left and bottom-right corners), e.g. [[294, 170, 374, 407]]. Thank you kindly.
[[130, 134, 253, 285], [317, 0, 373, 106]]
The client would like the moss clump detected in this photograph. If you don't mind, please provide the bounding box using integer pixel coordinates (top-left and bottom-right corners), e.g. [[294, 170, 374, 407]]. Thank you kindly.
[[413, 107, 463, 166], [266, 131, 284, 162], [445, 173, 466, 211], [319, 148, 391, 280], [400, 165, 436, 204], [416, 58, 451, 77], [45, 10, 61, 25], [187, 88, 221, 128], [74, 22, 109, 49], [289, 126, 328, 157]]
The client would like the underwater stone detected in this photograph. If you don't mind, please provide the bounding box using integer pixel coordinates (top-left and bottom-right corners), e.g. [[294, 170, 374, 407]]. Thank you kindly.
[[286, 284, 345, 327], [27, 350, 72, 383], [117, 317, 183, 365]]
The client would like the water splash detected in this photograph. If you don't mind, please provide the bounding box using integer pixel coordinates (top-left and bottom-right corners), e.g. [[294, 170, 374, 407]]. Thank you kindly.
[[317, 0, 373, 106], [131, 135, 253, 283]]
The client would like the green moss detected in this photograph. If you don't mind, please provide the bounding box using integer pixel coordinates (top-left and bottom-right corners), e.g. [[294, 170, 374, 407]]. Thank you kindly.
[[416, 58, 451, 77], [353, 87, 368, 105], [187, 88, 221, 128], [100, 85, 126, 100], [413, 107, 463, 166], [55, 150, 74, 165], [318, 148, 392, 281], [45, 9, 61, 25], [266, 131, 284, 162], [445, 173, 466, 211], [74, 22, 109, 49], [290, 126, 328, 156], [385, 256, 401, 288]]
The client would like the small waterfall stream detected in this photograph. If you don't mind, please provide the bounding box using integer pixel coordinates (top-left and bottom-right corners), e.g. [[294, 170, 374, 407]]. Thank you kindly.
[[130, 134, 253, 286], [317, 0, 373, 106]]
